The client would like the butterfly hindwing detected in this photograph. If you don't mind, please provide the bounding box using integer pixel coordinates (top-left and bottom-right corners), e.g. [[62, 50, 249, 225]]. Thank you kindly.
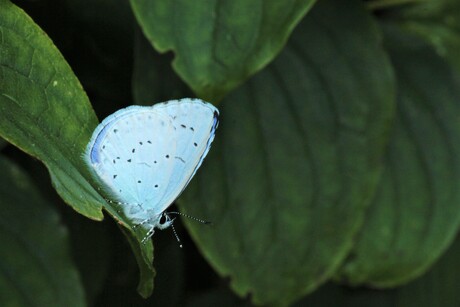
[[152, 99, 219, 212]]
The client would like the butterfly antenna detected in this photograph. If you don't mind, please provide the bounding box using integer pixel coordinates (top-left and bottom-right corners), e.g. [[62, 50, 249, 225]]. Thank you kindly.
[[168, 211, 212, 225], [170, 223, 183, 248]]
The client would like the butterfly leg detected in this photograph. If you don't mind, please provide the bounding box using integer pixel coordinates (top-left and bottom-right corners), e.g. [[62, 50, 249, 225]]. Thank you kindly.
[[105, 198, 142, 214], [133, 215, 154, 229], [141, 227, 155, 244]]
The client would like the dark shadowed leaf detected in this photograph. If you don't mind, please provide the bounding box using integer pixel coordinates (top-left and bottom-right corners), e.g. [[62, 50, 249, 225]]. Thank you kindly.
[[384, 0, 460, 72], [0, 156, 85, 306], [0, 137, 7, 150], [337, 27, 460, 287], [178, 0, 395, 305], [65, 213, 112, 305], [298, 234, 460, 306], [396, 234, 460, 306], [129, 0, 317, 101], [149, 237, 185, 306], [186, 288, 251, 307], [0, 1, 155, 297]]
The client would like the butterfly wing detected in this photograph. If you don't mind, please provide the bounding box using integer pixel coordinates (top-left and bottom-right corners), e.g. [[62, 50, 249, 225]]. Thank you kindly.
[[84, 106, 178, 219], [152, 98, 219, 214], [84, 98, 218, 220]]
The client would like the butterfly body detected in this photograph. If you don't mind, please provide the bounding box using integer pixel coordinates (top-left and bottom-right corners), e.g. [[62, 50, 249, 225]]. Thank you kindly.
[[84, 98, 219, 241]]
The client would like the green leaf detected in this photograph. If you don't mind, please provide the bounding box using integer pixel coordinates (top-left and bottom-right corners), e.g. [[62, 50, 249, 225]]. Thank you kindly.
[[298, 234, 460, 306], [129, 0, 317, 101], [0, 1, 156, 297], [386, 0, 460, 71], [0, 156, 85, 306], [337, 27, 460, 287], [0, 0, 102, 219], [178, 0, 395, 305]]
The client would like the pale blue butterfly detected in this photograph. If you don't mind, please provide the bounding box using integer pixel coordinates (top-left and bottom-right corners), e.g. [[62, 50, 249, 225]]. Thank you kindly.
[[84, 98, 219, 243]]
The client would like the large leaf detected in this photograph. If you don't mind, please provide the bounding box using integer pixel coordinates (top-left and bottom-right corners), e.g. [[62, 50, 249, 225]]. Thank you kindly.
[[129, 0, 317, 101], [384, 0, 460, 72], [0, 156, 85, 306], [0, 0, 101, 219], [177, 0, 395, 305], [337, 27, 460, 287], [183, 233, 460, 306], [0, 1, 156, 297], [299, 233, 460, 306]]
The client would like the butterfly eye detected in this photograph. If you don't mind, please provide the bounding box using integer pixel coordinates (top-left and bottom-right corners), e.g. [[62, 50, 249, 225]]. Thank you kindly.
[[159, 214, 167, 225]]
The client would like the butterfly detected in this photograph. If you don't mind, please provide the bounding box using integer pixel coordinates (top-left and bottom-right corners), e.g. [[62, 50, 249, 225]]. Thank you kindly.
[[84, 98, 219, 242]]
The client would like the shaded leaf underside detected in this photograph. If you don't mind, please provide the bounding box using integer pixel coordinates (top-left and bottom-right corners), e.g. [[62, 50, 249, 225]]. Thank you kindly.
[[0, 157, 85, 307], [178, 0, 395, 305], [338, 27, 460, 287]]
